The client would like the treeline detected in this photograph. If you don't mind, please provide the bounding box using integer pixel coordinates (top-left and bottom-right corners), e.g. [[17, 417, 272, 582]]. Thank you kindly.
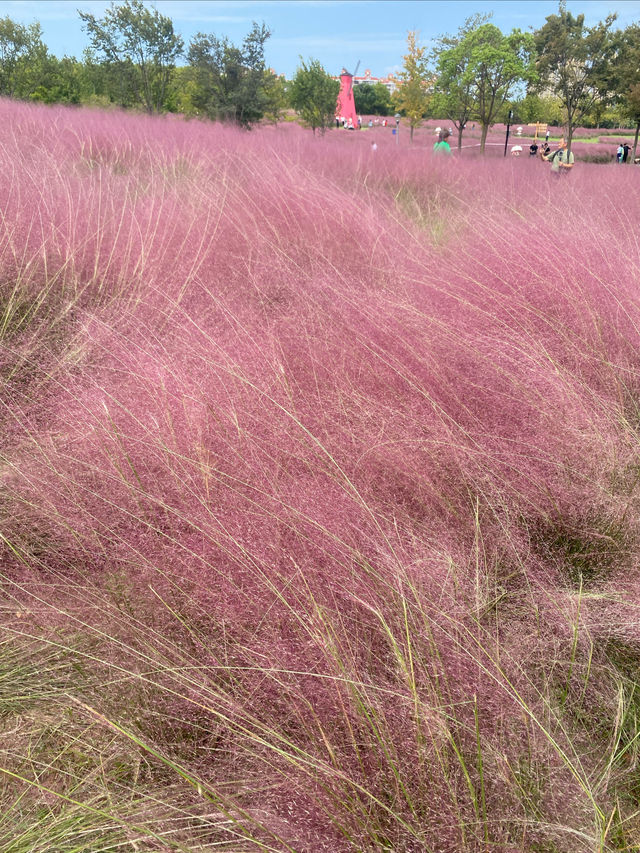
[[393, 4, 640, 153], [1, 0, 639, 153], [0, 1, 288, 125]]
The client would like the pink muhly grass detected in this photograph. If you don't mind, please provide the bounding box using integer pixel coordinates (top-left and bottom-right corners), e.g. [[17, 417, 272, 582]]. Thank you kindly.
[[2, 99, 640, 851]]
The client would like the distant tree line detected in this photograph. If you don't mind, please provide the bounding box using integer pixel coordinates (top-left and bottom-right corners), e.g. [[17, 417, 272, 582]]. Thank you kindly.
[[0, 0, 288, 125], [397, 0, 640, 156], [0, 0, 638, 156]]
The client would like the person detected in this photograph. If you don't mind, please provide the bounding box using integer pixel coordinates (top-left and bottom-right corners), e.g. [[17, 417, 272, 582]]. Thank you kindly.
[[433, 128, 452, 155], [540, 142, 551, 158], [545, 129, 550, 143], [543, 137, 574, 175], [623, 143, 631, 163], [529, 140, 539, 156], [617, 143, 624, 163], [368, 119, 373, 128]]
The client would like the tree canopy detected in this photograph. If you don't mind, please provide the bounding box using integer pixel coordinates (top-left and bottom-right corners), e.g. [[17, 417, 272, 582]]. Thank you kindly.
[[79, 0, 183, 113], [353, 82, 392, 116], [432, 14, 489, 150], [533, 0, 617, 149], [289, 58, 339, 135], [395, 31, 430, 141], [0, 16, 48, 98], [187, 22, 273, 126]]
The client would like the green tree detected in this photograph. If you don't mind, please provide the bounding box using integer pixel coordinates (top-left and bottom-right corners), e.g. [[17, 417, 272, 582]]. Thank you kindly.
[[626, 85, 640, 161], [288, 58, 339, 135], [82, 46, 138, 109], [469, 24, 536, 152], [79, 0, 183, 113], [261, 72, 288, 124], [30, 56, 95, 105], [353, 82, 392, 116], [431, 15, 489, 150], [167, 66, 199, 115], [395, 31, 430, 141], [511, 91, 563, 126], [534, 0, 617, 151], [187, 22, 272, 126], [612, 23, 640, 161], [0, 16, 48, 99]]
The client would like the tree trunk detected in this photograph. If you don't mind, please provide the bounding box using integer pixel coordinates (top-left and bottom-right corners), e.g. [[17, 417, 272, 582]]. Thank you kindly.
[[480, 123, 488, 153], [410, 123, 414, 143], [566, 120, 573, 155], [633, 120, 640, 165], [457, 124, 463, 151]]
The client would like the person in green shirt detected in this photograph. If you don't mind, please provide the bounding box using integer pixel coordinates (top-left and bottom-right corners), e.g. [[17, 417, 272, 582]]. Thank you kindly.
[[433, 128, 452, 155], [543, 137, 574, 174]]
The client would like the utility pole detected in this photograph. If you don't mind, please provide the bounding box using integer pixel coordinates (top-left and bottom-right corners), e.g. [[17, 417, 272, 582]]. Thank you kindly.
[[504, 109, 513, 157]]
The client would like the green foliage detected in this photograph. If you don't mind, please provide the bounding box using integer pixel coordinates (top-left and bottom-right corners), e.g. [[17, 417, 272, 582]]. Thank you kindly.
[[0, 16, 48, 99], [432, 14, 489, 149], [511, 92, 564, 125], [289, 58, 339, 135], [354, 82, 392, 116], [29, 56, 95, 105], [187, 22, 272, 126], [78, 0, 183, 113], [261, 71, 288, 124], [472, 24, 536, 152], [163, 64, 197, 115], [432, 17, 536, 152], [533, 0, 618, 148], [612, 24, 640, 161], [395, 31, 430, 141]]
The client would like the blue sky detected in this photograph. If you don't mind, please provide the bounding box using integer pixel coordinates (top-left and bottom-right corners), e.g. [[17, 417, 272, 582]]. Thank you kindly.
[[5, 0, 640, 78]]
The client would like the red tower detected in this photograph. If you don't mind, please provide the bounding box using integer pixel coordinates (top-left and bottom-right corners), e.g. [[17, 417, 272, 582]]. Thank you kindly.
[[336, 68, 358, 128]]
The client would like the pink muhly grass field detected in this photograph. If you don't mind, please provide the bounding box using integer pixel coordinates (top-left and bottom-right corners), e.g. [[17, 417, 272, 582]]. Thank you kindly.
[[2, 99, 640, 852]]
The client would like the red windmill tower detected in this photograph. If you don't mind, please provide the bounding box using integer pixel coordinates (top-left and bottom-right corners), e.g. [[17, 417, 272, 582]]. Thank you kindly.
[[336, 62, 359, 128]]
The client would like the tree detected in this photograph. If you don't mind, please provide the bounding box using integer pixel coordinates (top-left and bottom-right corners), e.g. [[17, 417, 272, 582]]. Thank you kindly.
[[30, 56, 94, 105], [432, 15, 489, 151], [79, 0, 183, 113], [612, 23, 640, 162], [288, 58, 339, 135], [534, 0, 617, 151], [395, 31, 430, 141], [0, 16, 49, 98], [626, 85, 640, 162], [82, 45, 139, 109], [511, 91, 564, 126], [468, 24, 536, 152], [187, 22, 272, 126], [353, 82, 392, 116], [261, 72, 288, 125]]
